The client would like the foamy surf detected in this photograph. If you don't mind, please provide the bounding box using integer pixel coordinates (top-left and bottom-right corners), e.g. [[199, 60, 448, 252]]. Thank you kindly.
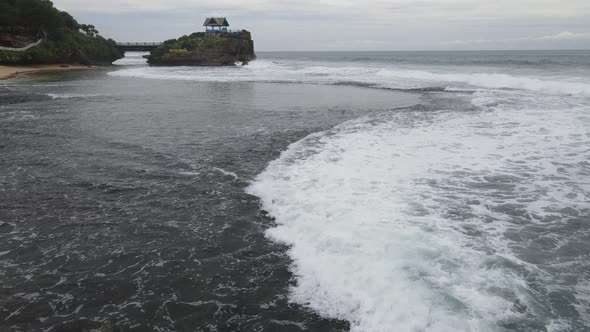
[[213, 167, 239, 180], [247, 92, 590, 331], [113, 52, 149, 66], [47, 93, 102, 99], [108, 59, 590, 96]]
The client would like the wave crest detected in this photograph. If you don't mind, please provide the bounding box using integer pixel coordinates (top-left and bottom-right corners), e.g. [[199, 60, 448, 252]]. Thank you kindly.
[[108, 60, 590, 96]]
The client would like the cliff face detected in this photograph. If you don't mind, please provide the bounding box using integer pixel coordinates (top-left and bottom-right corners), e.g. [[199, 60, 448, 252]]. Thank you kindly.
[[147, 31, 255, 66]]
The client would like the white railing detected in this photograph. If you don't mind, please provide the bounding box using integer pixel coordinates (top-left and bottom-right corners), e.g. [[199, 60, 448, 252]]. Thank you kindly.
[[205, 29, 245, 34], [0, 39, 43, 52], [117, 42, 162, 47]]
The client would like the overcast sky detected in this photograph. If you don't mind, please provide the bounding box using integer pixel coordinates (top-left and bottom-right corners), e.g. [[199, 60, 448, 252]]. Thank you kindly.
[[52, 0, 590, 51]]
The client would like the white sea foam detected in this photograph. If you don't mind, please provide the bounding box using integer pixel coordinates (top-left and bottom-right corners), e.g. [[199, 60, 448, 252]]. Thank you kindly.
[[247, 93, 590, 331], [113, 52, 149, 66], [213, 167, 239, 180], [375, 68, 590, 95], [47, 93, 102, 99], [108, 59, 590, 96]]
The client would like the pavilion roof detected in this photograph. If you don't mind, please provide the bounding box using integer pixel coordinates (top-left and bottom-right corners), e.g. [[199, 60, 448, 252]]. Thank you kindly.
[[203, 17, 230, 27]]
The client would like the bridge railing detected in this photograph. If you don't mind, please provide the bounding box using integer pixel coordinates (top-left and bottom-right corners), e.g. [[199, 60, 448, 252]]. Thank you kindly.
[[204, 29, 245, 34], [116, 42, 162, 47]]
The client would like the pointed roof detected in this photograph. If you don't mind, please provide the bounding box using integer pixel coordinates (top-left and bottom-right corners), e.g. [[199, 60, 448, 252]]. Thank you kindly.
[[203, 17, 230, 27]]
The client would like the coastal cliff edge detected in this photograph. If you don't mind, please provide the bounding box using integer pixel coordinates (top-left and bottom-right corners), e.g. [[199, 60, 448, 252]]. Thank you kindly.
[[147, 31, 255, 66]]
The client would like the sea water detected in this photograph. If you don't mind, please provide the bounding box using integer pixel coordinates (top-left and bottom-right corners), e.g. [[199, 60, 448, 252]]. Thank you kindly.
[[1, 50, 589, 331]]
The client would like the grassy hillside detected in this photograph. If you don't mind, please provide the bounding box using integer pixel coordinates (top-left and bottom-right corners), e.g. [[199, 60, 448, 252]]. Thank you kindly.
[[0, 0, 122, 65], [150, 33, 214, 58]]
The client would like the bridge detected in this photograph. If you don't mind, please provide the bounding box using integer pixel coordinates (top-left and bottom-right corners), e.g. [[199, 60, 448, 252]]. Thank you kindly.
[[116, 42, 162, 52]]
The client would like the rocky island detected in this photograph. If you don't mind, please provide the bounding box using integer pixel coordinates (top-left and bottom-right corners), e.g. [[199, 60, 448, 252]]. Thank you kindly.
[[147, 18, 255, 66]]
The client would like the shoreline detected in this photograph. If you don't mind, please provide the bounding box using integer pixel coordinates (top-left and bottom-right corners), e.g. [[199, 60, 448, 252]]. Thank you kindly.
[[0, 64, 95, 80]]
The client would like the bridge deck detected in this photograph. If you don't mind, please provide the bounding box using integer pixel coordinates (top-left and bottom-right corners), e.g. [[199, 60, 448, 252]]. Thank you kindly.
[[117, 42, 162, 52]]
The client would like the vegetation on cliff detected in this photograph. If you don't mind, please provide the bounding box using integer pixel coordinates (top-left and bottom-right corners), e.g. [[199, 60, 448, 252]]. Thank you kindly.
[[0, 0, 122, 65], [150, 32, 212, 58], [147, 31, 255, 66]]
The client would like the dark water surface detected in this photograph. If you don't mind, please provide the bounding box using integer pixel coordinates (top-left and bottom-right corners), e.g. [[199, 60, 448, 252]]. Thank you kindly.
[[2, 50, 590, 332], [0, 69, 417, 331]]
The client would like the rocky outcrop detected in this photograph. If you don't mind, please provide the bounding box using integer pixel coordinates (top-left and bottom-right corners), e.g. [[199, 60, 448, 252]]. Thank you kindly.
[[147, 31, 255, 66]]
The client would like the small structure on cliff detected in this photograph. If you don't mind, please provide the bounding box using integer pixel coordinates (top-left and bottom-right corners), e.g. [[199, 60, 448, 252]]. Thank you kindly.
[[203, 17, 230, 33]]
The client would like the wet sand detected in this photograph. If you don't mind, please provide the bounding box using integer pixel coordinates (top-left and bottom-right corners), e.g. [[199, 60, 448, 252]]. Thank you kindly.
[[0, 64, 93, 80]]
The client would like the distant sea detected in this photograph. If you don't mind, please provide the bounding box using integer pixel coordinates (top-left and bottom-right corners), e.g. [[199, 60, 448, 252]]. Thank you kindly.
[[1, 50, 589, 331]]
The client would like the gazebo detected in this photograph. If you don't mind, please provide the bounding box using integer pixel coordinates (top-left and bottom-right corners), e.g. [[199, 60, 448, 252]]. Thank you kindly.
[[203, 17, 230, 33]]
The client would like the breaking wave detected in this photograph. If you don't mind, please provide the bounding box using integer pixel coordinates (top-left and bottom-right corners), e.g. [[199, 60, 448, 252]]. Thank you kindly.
[[247, 96, 590, 331], [108, 60, 590, 96], [47, 93, 103, 99], [113, 52, 149, 66], [107, 51, 590, 331]]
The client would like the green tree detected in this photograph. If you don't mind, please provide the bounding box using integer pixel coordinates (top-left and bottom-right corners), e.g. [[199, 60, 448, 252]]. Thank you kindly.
[[0, 0, 122, 64], [79, 24, 99, 37]]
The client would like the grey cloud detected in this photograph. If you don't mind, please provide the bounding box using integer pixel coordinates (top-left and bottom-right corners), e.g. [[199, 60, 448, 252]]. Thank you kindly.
[[53, 0, 590, 51]]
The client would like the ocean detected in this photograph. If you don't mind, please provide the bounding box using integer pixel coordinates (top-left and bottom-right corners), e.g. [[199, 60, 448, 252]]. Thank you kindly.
[[1, 50, 589, 331]]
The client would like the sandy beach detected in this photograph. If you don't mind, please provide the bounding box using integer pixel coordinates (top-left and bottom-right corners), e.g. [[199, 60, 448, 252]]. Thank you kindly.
[[0, 64, 93, 80]]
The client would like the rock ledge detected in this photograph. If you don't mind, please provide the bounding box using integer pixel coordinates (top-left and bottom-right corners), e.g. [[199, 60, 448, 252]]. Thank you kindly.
[[147, 31, 255, 66]]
